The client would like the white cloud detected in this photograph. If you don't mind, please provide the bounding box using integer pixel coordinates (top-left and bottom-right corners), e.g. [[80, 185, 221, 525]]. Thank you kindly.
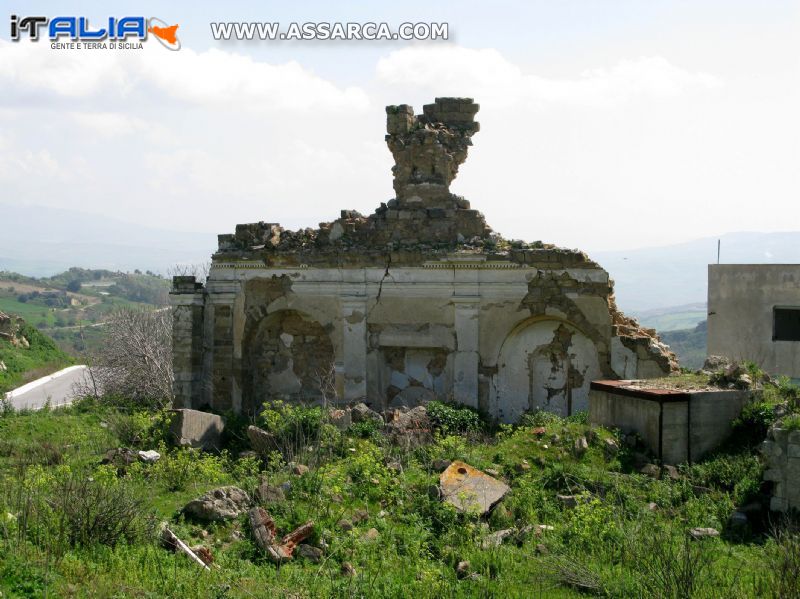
[[0, 40, 369, 112], [376, 45, 721, 108]]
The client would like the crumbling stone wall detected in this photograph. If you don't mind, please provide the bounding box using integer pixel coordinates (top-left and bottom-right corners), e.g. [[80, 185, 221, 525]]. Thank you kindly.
[[171, 97, 677, 420], [762, 425, 800, 512]]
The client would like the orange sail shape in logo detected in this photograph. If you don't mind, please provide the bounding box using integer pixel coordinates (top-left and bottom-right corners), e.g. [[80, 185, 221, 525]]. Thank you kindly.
[[148, 24, 179, 45]]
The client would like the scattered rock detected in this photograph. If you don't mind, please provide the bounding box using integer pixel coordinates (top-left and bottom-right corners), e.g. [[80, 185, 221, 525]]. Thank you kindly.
[[297, 544, 323, 563], [238, 450, 258, 460], [254, 478, 286, 504], [556, 494, 578, 509], [352, 508, 369, 524], [574, 437, 589, 457], [662, 465, 680, 481], [386, 461, 403, 473], [728, 511, 749, 528], [362, 528, 380, 542], [484, 468, 501, 478], [639, 464, 661, 479], [101, 448, 137, 468], [550, 434, 561, 444], [481, 528, 514, 549], [341, 561, 356, 576], [440, 461, 510, 515], [138, 450, 161, 464], [532, 427, 547, 436], [603, 438, 619, 456], [432, 458, 452, 472], [515, 460, 531, 473], [279, 481, 293, 495], [328, 408, 352, 431], [352, 403, 384, 425], [338, 519, 353, 531], [647, 502, 658, 512], [291, 463, 309, 476], [535, 524, 555, 535], [169, 409, 224, 451], [456, 560, 471, 579], [247, 425, 276, 456], [692, 485, 711, 497], [385, 406, 432, 448], [183, 487, 251, 522], [689, 527, 720, 540], [703, 355, 731, 372], [535, 543, 549, 555]]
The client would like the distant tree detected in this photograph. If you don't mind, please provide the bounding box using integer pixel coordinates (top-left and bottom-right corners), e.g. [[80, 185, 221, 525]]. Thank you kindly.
[[17, 294, 28, 303], [66, 280, 81, 292]]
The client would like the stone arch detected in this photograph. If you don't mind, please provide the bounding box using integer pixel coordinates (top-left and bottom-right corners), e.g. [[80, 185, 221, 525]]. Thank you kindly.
[[492, 317, 601, 423], [242, 309, 335, 413]]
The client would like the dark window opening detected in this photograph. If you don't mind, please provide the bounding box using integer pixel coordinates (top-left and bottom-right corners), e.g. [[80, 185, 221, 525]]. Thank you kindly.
[[774, 307, 800, 341]]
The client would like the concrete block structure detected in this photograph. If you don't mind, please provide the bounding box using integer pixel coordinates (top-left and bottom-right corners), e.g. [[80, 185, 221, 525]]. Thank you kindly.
[[589, 380, 751, 464], [708, 264, 800, 379], [171, 98, 676, 421]]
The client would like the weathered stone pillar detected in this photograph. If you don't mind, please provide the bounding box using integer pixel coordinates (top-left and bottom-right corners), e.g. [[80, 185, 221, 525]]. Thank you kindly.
[[341, 298, 368, 403], [170, 277, 205, 409], [209, 292, 236, 412], [453, 297, 480, 408]]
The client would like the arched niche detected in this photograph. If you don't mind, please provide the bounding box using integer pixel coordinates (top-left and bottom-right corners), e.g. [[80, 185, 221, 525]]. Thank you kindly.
[[242, 309, 334, 412], [493, 318, 600, 423]]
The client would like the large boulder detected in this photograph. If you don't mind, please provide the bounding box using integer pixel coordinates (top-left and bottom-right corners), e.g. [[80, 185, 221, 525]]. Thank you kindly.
[[247, 425, 276, 456], [385, 406, 432, 448], [351, 403, 384, 425], [183, 486, 250, 522], [169, 409, 224, 451], [439, 461, 509, 515]]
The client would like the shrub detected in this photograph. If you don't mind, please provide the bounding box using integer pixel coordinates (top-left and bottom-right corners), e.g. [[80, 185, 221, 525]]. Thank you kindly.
[[149, 446, 229, 491], [520, 409, 562, 428], [258, 401, 336, 462], [782, 414, 800, 432], [348, 419, 383, 441], [426, 401, 484, 436], [767, 524, 800, 598], [106, 410, 170, 448], [622, 524, 718, 599], [730, 401, 778, 449]]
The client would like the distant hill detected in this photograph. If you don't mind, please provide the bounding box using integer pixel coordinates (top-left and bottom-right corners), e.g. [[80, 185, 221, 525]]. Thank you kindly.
[[592, 231, 800, 312], [661, 320, 707, 370], [631, 303, 707, 332], [0, 204, 215, 277]]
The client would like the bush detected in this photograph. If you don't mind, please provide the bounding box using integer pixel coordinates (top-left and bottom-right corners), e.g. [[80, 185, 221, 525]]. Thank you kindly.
[[767, 524, 800, 598], [148, 446, 229, 491], [730, 401, 778, 449], [258, 401, 338, 462], [426, 401, 484, 436]]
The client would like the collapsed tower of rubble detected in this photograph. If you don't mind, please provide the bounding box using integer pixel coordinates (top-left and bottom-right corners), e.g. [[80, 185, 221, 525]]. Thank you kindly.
[[172, 97, 677, 421]]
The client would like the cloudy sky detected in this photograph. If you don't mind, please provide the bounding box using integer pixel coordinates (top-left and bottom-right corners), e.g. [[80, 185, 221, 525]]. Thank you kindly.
[[2, 0, 798, 251]]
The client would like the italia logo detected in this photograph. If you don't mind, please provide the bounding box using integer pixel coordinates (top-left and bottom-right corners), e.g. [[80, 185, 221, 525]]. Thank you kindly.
[[10, 15, 181, 50]]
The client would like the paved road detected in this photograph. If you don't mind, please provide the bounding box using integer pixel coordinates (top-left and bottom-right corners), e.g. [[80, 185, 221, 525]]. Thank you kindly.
[[5, 365, 89, 410]]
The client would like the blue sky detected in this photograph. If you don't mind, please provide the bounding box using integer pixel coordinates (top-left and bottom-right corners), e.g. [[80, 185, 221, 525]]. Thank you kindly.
[[1, 1, 798, 250]]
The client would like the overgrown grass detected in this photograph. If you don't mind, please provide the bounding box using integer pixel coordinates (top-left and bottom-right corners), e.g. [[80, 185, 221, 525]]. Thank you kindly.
[[0, 323, 73, 393], [0, 401, 794, 598]]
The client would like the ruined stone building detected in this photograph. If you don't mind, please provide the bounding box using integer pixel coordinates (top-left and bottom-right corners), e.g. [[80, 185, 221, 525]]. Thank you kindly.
[[171, 98, 677, 422]]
